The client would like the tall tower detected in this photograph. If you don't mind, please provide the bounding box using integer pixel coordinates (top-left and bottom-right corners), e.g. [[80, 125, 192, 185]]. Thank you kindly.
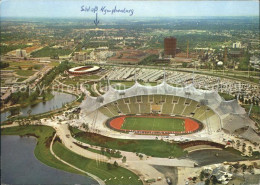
[[186, 40, 189, 58], [164, 37, 177, 58]]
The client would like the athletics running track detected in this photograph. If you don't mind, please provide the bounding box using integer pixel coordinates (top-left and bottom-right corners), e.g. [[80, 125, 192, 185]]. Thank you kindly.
[[108, 115, 202, 135]]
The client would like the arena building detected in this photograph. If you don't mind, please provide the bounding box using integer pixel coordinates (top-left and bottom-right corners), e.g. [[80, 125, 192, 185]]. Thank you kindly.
[[68, 66, 101, 75], [79, 80, 259, 144]]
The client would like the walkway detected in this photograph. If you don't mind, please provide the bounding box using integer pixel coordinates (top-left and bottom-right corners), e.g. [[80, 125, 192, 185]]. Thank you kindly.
[[50, 133, 105, 185]]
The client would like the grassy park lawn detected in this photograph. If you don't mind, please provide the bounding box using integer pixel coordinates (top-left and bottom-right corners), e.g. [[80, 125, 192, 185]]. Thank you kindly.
[[219, 92, 235, 101], [1, 126, 84, 175], [122, 117, 185, 132], [4, 60, 43, 71], [71, 128, 186, 158], [16, 78, 27, 82], [16, 70, 36, 76], [61, 75, 101, 86], [53, 142, 142, 185], [31, 47, 72, 57]]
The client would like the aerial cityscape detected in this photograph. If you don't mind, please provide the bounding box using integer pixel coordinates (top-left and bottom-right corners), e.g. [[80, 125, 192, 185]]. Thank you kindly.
[[1, 1, 260, 185]]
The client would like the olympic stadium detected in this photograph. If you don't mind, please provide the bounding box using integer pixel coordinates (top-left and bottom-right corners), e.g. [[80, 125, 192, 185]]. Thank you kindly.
[[68, 65, 101, 75], [79, 79, 260, 144]]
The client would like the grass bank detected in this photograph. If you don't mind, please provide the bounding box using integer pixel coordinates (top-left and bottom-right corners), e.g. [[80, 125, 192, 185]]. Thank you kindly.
[[53, 141, 142, 185], [71, 128, 187, 158]]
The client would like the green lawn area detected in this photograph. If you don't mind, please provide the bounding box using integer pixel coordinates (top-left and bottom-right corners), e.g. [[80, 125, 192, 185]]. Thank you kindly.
[[71, 128, 187, 158], [53, 142, 142, 185], [122, 117, 185, 132], [16, 78, 27, 82], [1, 126, 84, 176], [16, 70, 36, 76], [219, 92, 235, 101], [31, 47, 72, 58], [62, 75, 101, 86]]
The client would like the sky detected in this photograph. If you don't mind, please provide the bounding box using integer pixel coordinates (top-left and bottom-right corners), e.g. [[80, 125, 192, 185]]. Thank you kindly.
[[1, 0, 259, 18]]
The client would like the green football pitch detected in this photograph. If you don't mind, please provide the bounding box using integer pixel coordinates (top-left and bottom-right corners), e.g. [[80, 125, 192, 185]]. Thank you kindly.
[[121, 117, 185, 132]]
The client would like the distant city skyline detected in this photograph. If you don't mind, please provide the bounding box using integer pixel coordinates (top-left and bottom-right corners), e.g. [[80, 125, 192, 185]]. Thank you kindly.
[[1, 0, 259, 18]]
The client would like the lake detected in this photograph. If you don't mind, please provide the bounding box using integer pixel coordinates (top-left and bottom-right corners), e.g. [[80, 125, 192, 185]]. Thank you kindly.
[[1, 135, 98, 185], [1, 91, 76, 123]]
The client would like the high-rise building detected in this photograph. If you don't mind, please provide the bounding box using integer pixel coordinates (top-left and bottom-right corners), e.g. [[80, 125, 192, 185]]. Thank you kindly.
[[16, 49, 27, 58], [164, 37, 177, 58]]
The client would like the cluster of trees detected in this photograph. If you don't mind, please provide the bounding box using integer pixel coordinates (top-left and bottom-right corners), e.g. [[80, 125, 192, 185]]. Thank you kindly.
[[0, 62, 9, 69], [82, 123, 89, 131], [8, 61, 71, 106], [238, 52, 250, 70], [10, 87, 48, 105], [136, 152, 144, 160], [101, 147, 122, 158], [9, 107, 21, 116], [40, 61, 71, 86], [139, 54, 158, 65], [0, 44, 28, 55], [107, 161, 119, 170]]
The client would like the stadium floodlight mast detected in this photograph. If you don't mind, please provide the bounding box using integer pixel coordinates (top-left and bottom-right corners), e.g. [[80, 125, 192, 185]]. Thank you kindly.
[[134, 70, 137, 83], [163, 67, 166, 82], [248, 104, 253, 116], [192, 70, 195, 86], [107, 77, 111, 91]]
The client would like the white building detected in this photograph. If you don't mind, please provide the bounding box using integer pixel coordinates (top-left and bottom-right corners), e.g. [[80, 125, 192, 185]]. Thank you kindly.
[[232, 42, 242, 49]]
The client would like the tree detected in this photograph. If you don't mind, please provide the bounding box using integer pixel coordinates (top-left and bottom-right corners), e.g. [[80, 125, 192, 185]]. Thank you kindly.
[[200, 171, 205, 181], [106, 148, 111, 154], [139, 154, 143, 160], [113, 161, 118, 168], [116, 150, 121, 157], [212, 176, 220, 184], [111, 149, 116, 155], [82, 123, 89, 131], [236, 140, 241, 148], [27, 109, 32, 117], [242, 164, 247, 172], [122, 156, 126, 163]]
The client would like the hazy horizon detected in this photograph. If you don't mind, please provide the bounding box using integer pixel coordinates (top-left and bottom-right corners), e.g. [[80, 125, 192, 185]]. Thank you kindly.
[[1, 0, 259, 19]]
